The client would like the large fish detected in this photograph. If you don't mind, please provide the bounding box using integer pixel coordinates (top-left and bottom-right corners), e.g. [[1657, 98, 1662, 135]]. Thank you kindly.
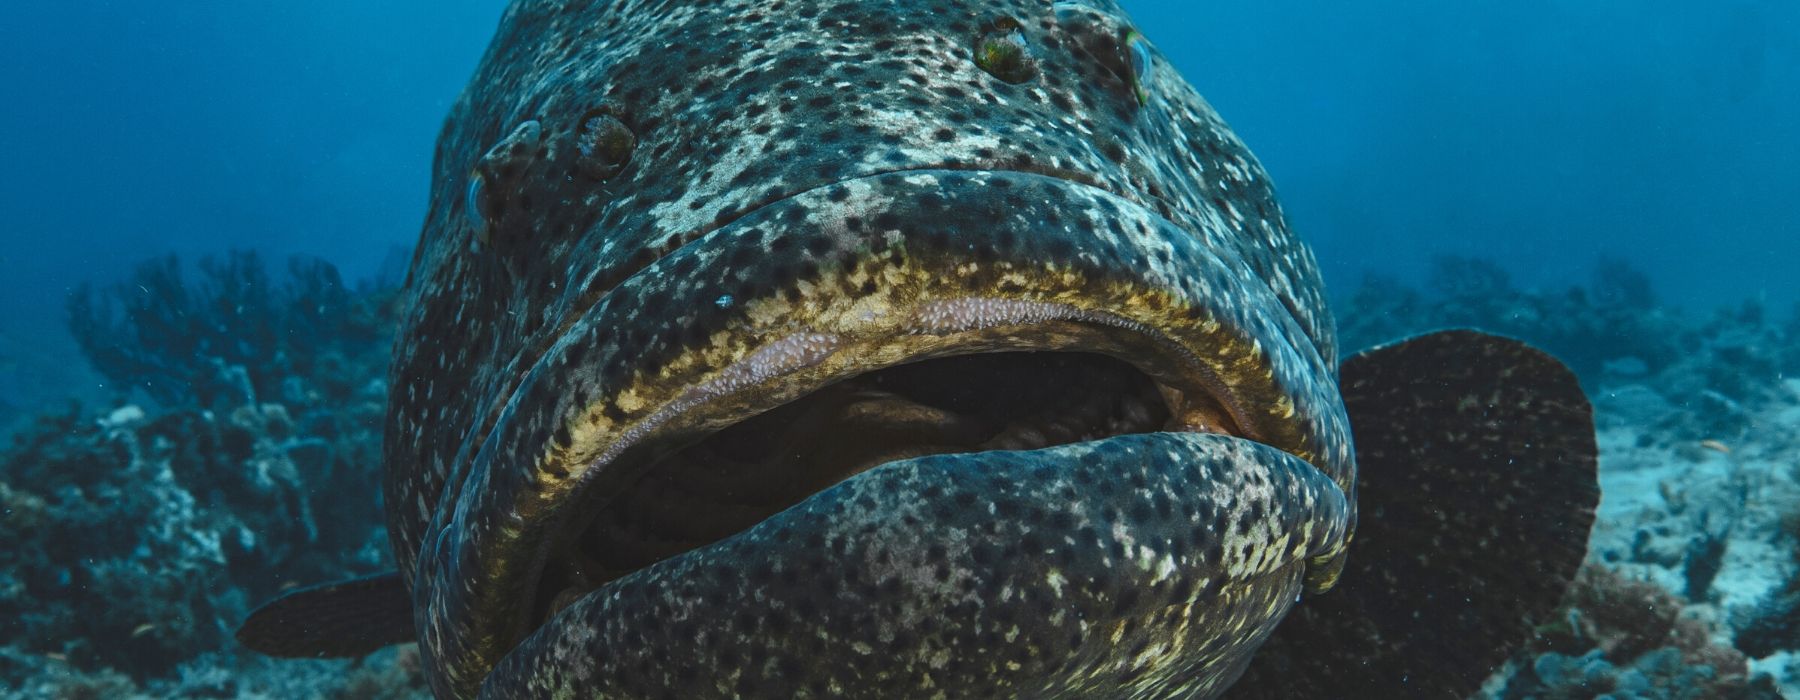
[[240, 0, 1599, 697]]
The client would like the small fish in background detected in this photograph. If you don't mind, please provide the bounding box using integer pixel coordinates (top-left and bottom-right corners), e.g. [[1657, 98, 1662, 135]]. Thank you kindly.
[[238, 0, 1598, 698]]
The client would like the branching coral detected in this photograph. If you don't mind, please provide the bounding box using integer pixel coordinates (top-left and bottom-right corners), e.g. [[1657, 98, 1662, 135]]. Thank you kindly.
[[1494, 565, 1781, 698], [65, 251, 399, 412]]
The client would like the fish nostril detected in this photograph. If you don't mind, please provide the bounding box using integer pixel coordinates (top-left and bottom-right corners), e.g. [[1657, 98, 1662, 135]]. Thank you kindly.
[[466, 119, 544, 248], [574, 108, 635, 181], [973, 17, 1038, 85]]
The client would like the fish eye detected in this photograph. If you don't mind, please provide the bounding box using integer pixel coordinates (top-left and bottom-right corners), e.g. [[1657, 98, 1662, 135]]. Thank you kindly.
[[973, 17, 1037, 84], [1124, 30, 1152, 105], [574, 108, 635, 181]]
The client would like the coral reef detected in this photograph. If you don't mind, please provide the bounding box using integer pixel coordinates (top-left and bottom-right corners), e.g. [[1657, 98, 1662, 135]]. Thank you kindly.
[[0, 251, 423, 697], [1507, 647, 1779, 700], [1490, 565, 1782, 698], [65, 251, 399, 412]]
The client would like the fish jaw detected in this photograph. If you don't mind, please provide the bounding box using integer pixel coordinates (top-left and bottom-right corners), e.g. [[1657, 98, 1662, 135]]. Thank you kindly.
[[410, 170, 1353, 697], [481, 433, 1350, 699]]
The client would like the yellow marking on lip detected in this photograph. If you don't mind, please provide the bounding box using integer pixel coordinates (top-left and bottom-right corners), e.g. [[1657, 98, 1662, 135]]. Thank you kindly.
[[613, 389, 647, 413]]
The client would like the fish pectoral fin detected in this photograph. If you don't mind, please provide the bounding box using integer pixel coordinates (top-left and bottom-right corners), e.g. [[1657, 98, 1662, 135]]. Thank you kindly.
[[1226, 329, 1599, 699], [235, 570, 414, 658]]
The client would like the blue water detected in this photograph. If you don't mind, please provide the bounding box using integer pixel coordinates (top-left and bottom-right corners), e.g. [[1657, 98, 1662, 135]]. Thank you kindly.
[[4, 1, 1795, 342], [1138, 0, 1800, 311]]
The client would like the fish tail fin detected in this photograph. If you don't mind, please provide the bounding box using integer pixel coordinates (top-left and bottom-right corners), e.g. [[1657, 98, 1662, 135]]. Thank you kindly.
[[1227, 329, 1599, 698], [235, 570, 414, 658]]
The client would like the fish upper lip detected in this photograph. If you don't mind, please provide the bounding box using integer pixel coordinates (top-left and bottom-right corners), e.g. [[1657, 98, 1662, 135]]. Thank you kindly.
[[457, 162, 1178, 501]]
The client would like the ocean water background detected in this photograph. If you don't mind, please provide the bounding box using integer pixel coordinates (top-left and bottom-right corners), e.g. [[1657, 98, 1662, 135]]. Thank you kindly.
[[2, 0, 1796, 415], [0, 1, 1796, 696]]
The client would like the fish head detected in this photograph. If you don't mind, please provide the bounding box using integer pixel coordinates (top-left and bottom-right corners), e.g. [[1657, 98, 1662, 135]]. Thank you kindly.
[[387, 0, 1355, 696]]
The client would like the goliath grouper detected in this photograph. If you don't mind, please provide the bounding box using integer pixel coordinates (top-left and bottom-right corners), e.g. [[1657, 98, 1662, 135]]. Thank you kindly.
[[239, 0, 1600, 697]]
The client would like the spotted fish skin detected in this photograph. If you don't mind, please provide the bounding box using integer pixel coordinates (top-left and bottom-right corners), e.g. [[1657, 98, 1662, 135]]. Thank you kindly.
[[484, 434, 1349, 698], [386, 0, 1356, 697]]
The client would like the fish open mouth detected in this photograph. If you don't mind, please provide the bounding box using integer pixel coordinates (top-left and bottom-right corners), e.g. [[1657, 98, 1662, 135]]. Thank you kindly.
[[531, 347, 1242, 624], [496, 168, 1299, 638], [531, 337, 1251, 630], [420, 167, 1352, 697]]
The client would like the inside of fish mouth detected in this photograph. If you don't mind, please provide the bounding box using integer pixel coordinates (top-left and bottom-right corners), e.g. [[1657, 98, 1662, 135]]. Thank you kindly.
[[531, 350, 1241, 624]]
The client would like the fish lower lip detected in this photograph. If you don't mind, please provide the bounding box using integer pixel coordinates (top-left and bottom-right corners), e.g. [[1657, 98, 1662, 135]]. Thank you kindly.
[[486, 430, 1349, 697], [533, 347, 1246, 626]]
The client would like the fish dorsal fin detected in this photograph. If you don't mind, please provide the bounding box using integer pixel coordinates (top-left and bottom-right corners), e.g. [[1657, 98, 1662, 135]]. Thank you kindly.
[[236, 571, 414, 658], [1227, 329, 1599, 698]]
